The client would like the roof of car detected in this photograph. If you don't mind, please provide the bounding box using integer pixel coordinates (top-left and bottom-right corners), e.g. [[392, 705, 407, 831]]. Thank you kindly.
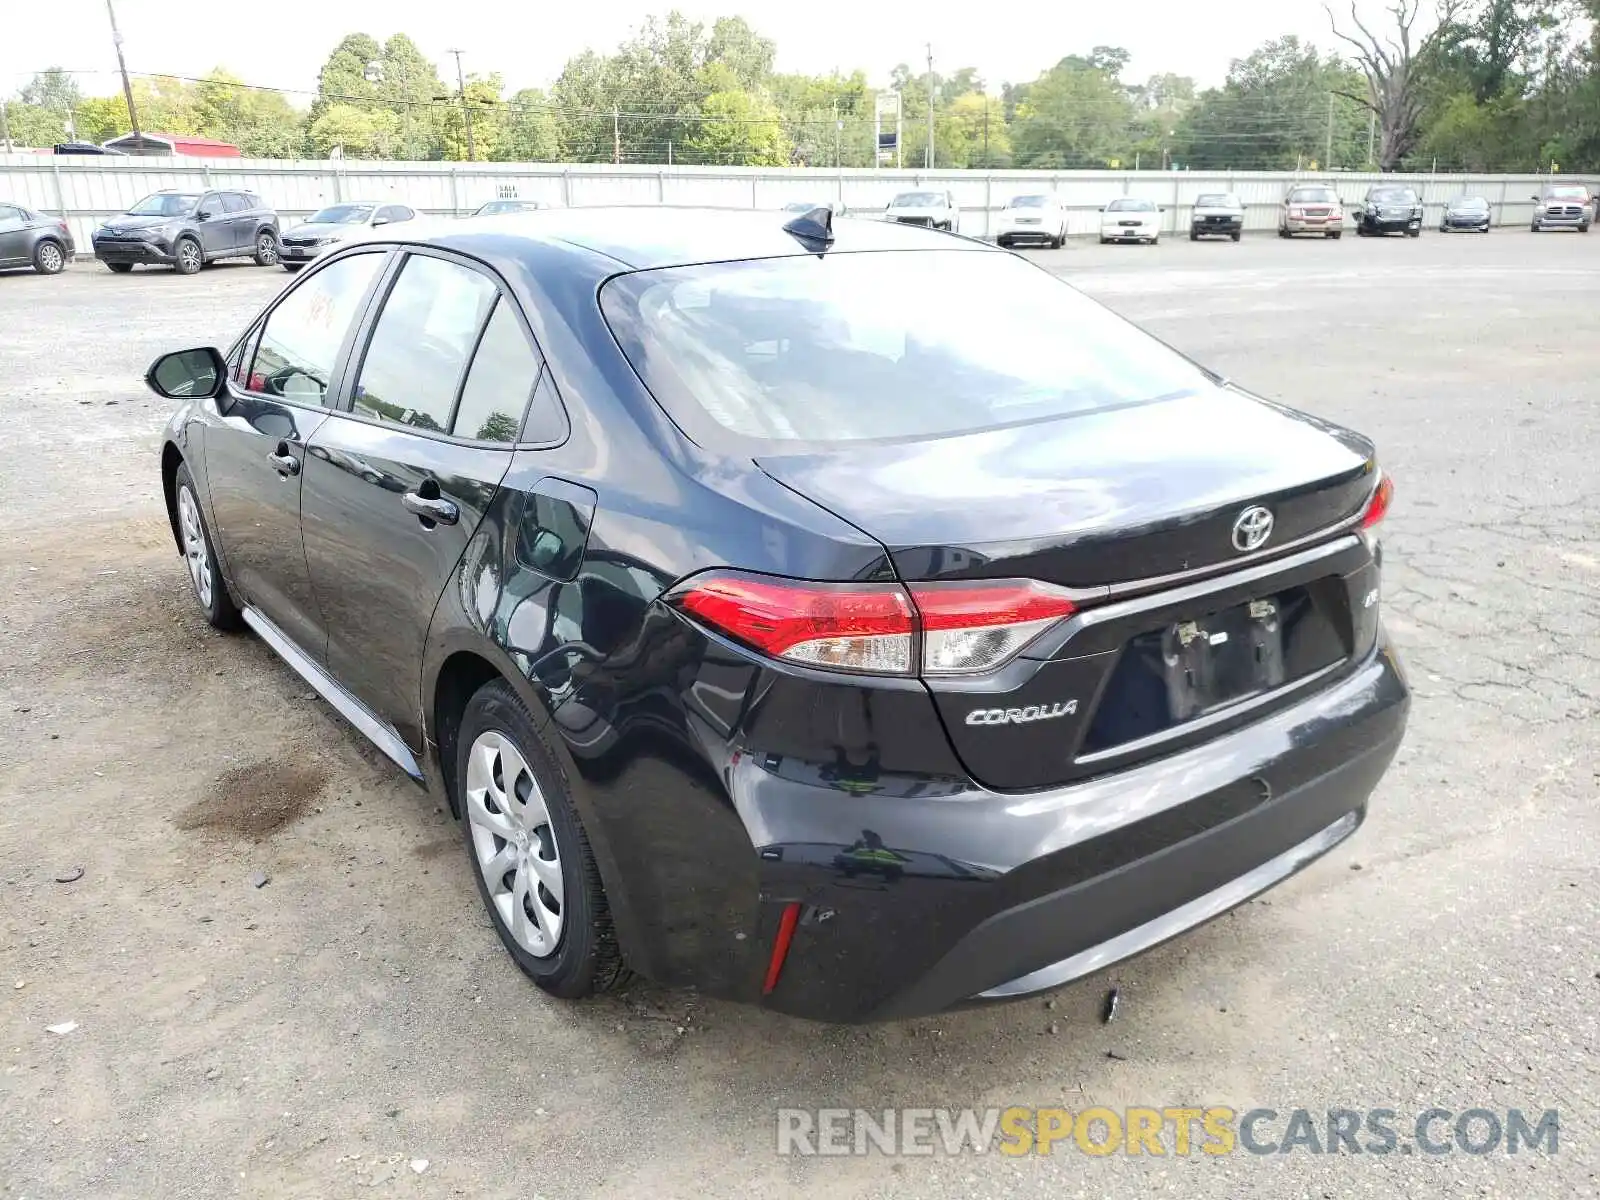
[[409, 205, 993, 271]]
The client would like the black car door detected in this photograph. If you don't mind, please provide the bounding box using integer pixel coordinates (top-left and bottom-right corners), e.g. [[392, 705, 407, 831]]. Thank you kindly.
[[300, 249, 543, 751], [194, 192, 232, 257], [220, 192, 253, 251], [201, 250, 388, 656], [0, 204, 29, 267]]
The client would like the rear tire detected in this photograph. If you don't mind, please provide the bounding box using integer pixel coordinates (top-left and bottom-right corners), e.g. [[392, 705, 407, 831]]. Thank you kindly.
[[106, 261, 133, 273], [282, 262, 303, 272], [1230, 230, 1241, 242], [253, 230, 280, 266], [32, 239, 66, 275], [456, 679, 629, 1000], [173, 237, 202, 275], [1189, 229, 1199, 241], [1277, 227, 1289, 239], [173, 462, 241, 631]]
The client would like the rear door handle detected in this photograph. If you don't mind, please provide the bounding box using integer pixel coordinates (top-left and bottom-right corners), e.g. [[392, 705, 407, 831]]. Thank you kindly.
[[403, 492, 459, 526], [268, 446, 300, 476]]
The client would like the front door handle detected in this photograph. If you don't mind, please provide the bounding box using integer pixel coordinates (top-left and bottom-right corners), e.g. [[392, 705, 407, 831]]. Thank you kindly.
[[268, 446, 300, 476], [403, 491, 459, 526]]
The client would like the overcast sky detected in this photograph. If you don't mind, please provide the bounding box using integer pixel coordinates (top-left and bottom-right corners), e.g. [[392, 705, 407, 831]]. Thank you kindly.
[[1, 0, 1343, 102]]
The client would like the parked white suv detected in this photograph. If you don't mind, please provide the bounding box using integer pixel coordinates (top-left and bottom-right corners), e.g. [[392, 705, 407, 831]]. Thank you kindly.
[[995, 194, 1068, 249], [885, 190, 958, 231]]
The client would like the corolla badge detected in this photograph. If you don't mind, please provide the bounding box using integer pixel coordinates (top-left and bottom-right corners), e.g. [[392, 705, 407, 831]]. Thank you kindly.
[[1231, 505, 1275, 553], [966, 700, 1077, 726]]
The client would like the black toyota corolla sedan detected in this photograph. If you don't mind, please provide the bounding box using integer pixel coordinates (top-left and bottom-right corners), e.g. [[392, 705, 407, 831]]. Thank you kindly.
[[147, 207, 1408, 1023]]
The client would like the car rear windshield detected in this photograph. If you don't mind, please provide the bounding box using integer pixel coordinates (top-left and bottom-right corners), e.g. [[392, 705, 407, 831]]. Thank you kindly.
[[127, 193, 200, 216], [891, 193, 942, 206], [600, 250, 1209, 448], [1289, 188, 1337, 203], [1195, 194, 1240, 207], [1009, 195, 1050, 208], [310, 204, 374, 224]]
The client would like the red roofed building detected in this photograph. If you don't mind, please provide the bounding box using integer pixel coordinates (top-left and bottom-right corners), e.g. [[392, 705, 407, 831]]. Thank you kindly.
[[101, 132, 243, 158]]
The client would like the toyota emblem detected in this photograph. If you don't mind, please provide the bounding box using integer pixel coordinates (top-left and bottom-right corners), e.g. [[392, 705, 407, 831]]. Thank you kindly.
[[1231, 505, 1274, 552]]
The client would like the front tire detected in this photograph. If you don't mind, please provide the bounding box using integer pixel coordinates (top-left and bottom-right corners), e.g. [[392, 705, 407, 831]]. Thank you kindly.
[[253, 230, 280, 266], [32, 239, 66, 275], [457, 679, 628, 1000], [1230, 230, 1242, 242], [281, 261, 304, 272], [173, 462, 241, 631], [173, 237, 202, 275]]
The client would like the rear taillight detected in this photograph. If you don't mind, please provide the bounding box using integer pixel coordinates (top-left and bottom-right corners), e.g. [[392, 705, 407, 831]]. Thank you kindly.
[[1360, 473, 1394, 529], [669, 571, 1077, 677]]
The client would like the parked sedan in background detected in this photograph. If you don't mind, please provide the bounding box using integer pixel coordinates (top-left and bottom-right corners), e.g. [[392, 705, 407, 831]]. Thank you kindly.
[[1189, 193, 1244, 241], [145, 206, 1407, 1022], [473, 200, 544, 216], [93, 189, 280, 274], [884, 190, 958, 231], [1440, 195, 1492, 233], [1278, 185, 1344, 239], [1099, 197, 1162, 244], [1530, 184, 1592, 232], [279, 202, 417, 269], [995, 194, 1068, 249], [1354, 185, 1424, 237], [0, 201, 74, 274]]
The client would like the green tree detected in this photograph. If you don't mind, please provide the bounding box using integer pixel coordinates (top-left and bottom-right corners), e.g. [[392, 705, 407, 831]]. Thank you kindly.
[[1010, 54, 1136, 168], [684, 67, 788, 164], [497, 89, 560, 162], [309, 103, 399, 158]]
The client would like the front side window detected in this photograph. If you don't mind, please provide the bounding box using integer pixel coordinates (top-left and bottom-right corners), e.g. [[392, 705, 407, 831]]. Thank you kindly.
[[602, 249, 1209, 447], [127, 192, 200, 217], [248, 252, 384, 404], [197, 194, 224, 219], [453, 297, 541, 443], [352, 255, 497, 433]]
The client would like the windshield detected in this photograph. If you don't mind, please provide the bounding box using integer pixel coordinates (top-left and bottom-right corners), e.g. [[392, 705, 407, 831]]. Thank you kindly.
[[1195, 194, 1240, 208], [1106, 198, 1156, 212], [127, 193, 200, 217], [1452, 196, 1489, 210], [477, 200, 538, 214], [1370, 187, 1417, 203], [309, 204, 374, 225], [1008, 195, 1051, 208], [600, 250, 1209, 448], [891, 192, 942, 207], [783, 201, 827, 212], [1543, 185, 1589, 200], [1289, 187, 1337, 204]]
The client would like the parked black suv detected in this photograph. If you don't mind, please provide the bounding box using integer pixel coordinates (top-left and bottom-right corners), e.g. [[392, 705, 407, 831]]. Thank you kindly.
[[1353, 186, 1424, 237], [93, 189, 280, 274]]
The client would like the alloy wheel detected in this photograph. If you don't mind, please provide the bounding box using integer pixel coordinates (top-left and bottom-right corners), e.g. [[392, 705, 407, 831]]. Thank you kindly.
[[37, 242, 64, 273], [465, 730, 564, 958], [176, 485, 213, 609], [256, 233, 279, 265], [178, 241, 201, 273]]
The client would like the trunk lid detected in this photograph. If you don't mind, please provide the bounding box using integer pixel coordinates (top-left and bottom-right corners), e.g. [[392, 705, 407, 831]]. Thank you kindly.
[[755, 384, 1374, 590]]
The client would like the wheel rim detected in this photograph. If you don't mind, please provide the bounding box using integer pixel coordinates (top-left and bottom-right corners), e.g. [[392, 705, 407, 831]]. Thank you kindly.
[[38, 243, 62, 272], [179, 242, 200, 271], [176, 485, 213, 609], [257, 234, 278, 264], [465, 730, 564, 958]]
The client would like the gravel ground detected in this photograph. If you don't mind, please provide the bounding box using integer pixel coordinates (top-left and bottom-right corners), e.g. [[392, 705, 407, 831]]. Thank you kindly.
[[1, 234, 1596, 1199]]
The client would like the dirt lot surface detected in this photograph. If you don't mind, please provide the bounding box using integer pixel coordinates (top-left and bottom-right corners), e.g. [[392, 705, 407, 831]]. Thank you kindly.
[[2, 237, 1596, 1198]]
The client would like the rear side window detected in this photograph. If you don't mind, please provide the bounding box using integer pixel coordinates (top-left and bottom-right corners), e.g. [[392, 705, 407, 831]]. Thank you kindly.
[[378, 205, 414, 223], [0, 205, 23, 221], [248, 252, 383, 404], [352, 254, 496, 433], [601, 249, 1208, 447], [453, 297, 540, 443]]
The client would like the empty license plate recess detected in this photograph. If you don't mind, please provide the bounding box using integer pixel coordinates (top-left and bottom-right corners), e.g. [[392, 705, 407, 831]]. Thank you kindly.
[[1080, 583, 1348, 755]]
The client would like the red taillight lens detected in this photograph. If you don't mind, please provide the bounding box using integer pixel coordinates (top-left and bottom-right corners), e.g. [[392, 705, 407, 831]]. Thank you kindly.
[[673, 573, 915, 674], [908, 579, 1078, 674], [1360, 474, 1394, 529], [670, 572, 1078, 676]]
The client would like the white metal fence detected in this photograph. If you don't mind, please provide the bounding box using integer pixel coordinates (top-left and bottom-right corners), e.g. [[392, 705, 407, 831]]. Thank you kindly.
[[2, 154, 1589, 253]]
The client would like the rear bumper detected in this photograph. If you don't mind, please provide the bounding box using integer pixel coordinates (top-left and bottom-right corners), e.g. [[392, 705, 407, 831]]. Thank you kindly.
[[590, 632, 1408, 1023]]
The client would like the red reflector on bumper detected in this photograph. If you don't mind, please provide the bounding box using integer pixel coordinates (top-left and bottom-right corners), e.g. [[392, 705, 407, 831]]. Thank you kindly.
[[762, 902, 803, 995]]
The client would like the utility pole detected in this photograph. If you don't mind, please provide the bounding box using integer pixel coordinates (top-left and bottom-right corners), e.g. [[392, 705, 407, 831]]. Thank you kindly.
[[1325, 92, 1334, 170], [982, 102, 989, 167], [448, 49, 475, 162], [925, 43, 935, 169], [612, 105, 620, 164], [1, 102, 11, 154], [105, 0, 141, 139], [832, 98, 840, 169]]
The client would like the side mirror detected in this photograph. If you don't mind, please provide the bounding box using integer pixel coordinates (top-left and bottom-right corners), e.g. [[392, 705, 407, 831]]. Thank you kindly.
[[146, 347, 226, 400], [1530, 194, 1539, 201], [372, 215, 391, 226], [195, 210, 211, 222]]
